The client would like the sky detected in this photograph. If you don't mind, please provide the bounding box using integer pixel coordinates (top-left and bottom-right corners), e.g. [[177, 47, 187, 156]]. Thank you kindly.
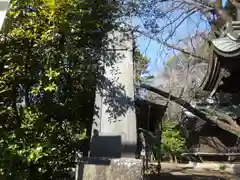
[[135, 15, 208, 75], [0, 0, 228, 76], [135, 0, 228, 75]]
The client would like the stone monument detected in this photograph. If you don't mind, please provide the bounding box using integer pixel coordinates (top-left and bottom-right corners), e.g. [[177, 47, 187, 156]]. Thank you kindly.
[[0, 0, 10, 30], [90, 30, 137, 158], [78, 29, 142, 180]]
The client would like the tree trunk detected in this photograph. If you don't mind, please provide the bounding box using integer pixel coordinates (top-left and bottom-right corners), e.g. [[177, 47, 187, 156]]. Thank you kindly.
[[174, 155, 178, 164], [140, 83, 240, 136], [169, 155, 173, 163], [157, 158, 161, 175]]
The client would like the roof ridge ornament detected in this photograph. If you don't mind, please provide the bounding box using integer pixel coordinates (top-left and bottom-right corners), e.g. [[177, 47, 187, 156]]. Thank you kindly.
[[200, 6, 240, 94], [226, 21, 240, 41], [211, 20, 240, 55]]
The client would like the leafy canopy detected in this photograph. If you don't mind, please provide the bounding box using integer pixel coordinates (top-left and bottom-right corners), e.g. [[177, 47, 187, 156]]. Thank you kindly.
[[0, 0, 119, 178]]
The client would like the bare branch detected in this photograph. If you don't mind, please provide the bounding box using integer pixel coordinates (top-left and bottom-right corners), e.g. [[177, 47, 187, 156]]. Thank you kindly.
[[214, 0, 232, 22], [230, 0, 240, 8], [164, 9, 197, 43], [139, 83, 240, 136], [133, 28, 208, 61], [203, 107, 240, 128]]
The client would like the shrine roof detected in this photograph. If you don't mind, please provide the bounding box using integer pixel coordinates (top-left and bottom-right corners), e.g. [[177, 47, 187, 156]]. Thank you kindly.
[[211, 21, 240, 57], [211, 36, 240, 57]]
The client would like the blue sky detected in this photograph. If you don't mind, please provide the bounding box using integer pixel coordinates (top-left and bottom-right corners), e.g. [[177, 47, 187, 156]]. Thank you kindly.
[[135, 0, 228, 75], [135, 14, 208, 74]]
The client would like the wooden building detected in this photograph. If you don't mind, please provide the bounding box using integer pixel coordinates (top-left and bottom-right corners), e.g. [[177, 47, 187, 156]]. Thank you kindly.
[[135, 98, 166, 158], [181, 114, 240, 162], [194, 3, 240, 162]]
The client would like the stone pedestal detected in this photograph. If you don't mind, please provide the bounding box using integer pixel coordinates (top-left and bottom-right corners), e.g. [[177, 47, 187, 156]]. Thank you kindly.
[[77, 158, 142, 180], [90, 30, 137, 158]]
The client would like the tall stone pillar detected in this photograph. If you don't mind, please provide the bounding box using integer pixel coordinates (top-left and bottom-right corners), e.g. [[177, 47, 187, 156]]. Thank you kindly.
[[237, 8, 240, 21], [0, 0, 10, 30], [90, 30, 137, 158]]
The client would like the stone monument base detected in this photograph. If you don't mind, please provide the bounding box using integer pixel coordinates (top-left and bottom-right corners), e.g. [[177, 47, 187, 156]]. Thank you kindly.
[[75, 157, 142, 180]]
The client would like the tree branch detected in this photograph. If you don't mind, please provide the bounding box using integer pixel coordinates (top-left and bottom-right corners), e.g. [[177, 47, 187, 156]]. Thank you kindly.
[[134, 29, 208, 61], [202, 107, 240, 128], [139, 83, 240, 136], [230, 0, 240, 8]]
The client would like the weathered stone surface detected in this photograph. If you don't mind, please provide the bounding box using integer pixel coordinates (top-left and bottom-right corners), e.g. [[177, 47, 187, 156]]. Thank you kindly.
[[0, 0, 10, 29], [78, 158, 142, 180], [90, 30, 137, 158]]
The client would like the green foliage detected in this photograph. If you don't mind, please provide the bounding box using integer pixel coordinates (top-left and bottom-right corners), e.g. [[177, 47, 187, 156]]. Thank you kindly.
[[0, 0, 119, 178], [134, 48, 151, 82], [139, 121, 186, 161], [162, 121, 186, 156]]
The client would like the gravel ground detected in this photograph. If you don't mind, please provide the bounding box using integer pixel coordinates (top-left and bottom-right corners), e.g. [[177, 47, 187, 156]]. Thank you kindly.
[[145, 173, 234, 180], [144, 163, 236, 180]]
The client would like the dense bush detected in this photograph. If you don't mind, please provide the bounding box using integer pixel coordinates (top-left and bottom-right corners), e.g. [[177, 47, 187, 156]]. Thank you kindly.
[[161, 121, 186, 163]]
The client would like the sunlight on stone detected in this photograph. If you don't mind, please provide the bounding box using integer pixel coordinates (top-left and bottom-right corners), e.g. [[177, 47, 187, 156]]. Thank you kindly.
[[0, 0, 10, 29]]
